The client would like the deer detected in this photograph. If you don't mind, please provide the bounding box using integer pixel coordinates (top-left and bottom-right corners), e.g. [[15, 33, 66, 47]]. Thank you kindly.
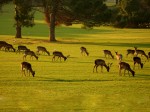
[[119, 62, 135, 77], [17, 45, 29, 54], [103, 50, 114, 59], [23, 50, 38, 60], [133, 56, 144, 69], [52, 51, 69, 61], [80, 46, 89, 56], [126, 49, 135, 57], [93, 59, 112, 73], [115, 52, 123, 62], [134, 47, 148, 60], [0, 41, 7, 50], [37, 46, 50, 56], [4, 43, 16, 52], [21, 61, 35, 77]]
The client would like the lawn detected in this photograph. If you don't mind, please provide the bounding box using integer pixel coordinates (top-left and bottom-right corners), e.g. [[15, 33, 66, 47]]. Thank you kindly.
[[0, 3, 150, 112]]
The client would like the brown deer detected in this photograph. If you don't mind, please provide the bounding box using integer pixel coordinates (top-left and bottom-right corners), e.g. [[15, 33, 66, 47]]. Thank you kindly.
[[4, 43, 16, 52], [133, 57, 143, 69], [126, 49, 135, 57], [80, 46, 89, 56], [0, 41, 7, 50], [93, 59, 112, 73], [134, 47, 148, 60], [21, 61, 35, 77], [52, 51, 68, 61], [37, 46, 50, 56], [119, 62, 135, 77], [23, 50, 38, 60], [103, 50, 114, 59], [115, 52, 123, 62], [17, 45, 30, 54]]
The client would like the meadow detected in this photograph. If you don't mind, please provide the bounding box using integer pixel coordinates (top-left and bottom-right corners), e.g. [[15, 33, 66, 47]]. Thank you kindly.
[[0, 3, 150, 112]]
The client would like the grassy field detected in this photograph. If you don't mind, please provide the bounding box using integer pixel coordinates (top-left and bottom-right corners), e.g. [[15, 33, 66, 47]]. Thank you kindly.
[[0, 3, 150, 112]]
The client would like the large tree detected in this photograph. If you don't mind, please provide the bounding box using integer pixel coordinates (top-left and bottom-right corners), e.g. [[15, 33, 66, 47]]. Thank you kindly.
[[34, 0, 111, 42], [115, 0, 150, 28], [13, 0, 35, 38]]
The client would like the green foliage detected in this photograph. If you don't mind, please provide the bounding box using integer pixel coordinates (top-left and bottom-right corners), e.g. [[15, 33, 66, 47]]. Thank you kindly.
[[114, 0, 150, 28], [14, 0, 35, 27]]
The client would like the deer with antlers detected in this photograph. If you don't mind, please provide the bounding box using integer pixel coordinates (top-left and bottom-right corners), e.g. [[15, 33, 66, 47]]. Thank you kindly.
[[103, 50, 114, 59], [37, 46, 50, 56], [80, 46, 89, 56], [93, 59, 112, 73], [21, 61, 35, 77], [119, 62, 135, 77]]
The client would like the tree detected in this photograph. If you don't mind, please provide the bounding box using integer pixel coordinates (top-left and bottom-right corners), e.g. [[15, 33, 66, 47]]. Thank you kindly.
[[0, 0, 12, 11], [13, 0, 35, 38], [36, 0, 111, 42], [114, 0, 150, 28]]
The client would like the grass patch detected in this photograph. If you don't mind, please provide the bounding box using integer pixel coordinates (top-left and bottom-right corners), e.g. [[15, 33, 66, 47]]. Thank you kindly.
[[0, 3, 150, 112]]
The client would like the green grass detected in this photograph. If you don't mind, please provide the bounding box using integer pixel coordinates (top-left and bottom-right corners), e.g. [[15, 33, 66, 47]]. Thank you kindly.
[[0, 3, 150, 112]]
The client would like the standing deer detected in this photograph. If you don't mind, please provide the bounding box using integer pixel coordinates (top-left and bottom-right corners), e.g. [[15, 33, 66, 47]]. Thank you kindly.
[[115, 52, 123, 62], [126, 49, 135, 57], [103, 50, 114, 59], [52, 51, 68, 61], [133, 57, 143, 69], [80, 46, 89, 56], [21, 61, 35, 77], [17, 45, 29, 54], [134, 47, 148, 60], [119, 62, 135, 77], [37, 46, 50, 56], [93, 59, 112, 73], [23, 50, 38, 60]]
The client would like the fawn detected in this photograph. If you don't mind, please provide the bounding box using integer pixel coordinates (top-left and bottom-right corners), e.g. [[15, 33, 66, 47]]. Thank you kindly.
[[52, 51, 68, 61], [115, 52, 123, 62]]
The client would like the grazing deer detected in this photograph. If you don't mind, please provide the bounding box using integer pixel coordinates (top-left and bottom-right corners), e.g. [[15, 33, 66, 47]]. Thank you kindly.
[[52, 51, 68, 61], [37, 46, 50, 56], [0, 41, 7, 50], [115, 52, 123, 62], [80, 46, 89, 56], [23, 50, 38, 60], [119, 62, 135, 77], [4, 43, 16, 52], [134, 47, 148, 60], [103, 50, 114, 59], [93, 59, 112, 73], [17, 45, 29, 54], [21, 61, 35, 77], [126, 49, 135, 57], [133, 57, 143, 69]]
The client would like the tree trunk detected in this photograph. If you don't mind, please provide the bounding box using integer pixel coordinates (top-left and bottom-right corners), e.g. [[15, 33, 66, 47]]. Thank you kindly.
[[49, 13, 56, 42], [15, 25, 22, 38]]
